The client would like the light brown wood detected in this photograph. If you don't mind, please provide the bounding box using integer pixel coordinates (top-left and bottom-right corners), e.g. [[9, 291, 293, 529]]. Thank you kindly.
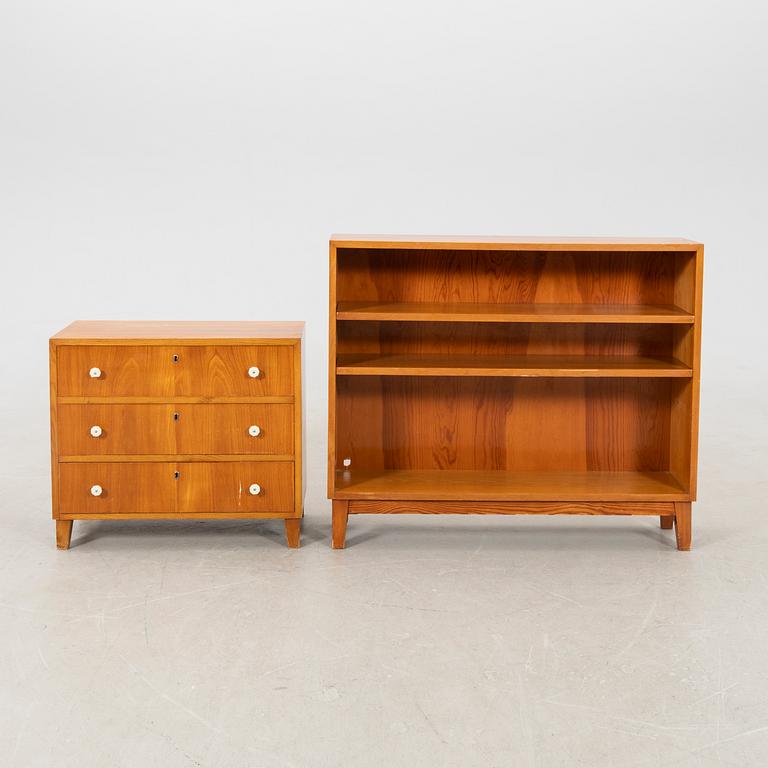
[[331, 235, 701, 250], [60, 462, 178, 514], [56, 520, 72, 549], [332, 500, 349, 549], [177, 462, 294, 513], [337, 302, 694, 324], [51, 322, 304, 546], [660, 515, 674, 529], [336, 353, 691, 378], [52, 320, 304, 341], [284, 518, 301, 548], [335, 469, 687, 501], [57, 403, 293, 456], [328, 237, 702, 548], [349, 500, 674, 515], [674, 502, 692, 550], [57, 345, 294, 398]]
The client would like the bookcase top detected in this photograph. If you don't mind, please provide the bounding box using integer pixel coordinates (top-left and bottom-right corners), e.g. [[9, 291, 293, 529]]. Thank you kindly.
[[331, 235, 702, 251]]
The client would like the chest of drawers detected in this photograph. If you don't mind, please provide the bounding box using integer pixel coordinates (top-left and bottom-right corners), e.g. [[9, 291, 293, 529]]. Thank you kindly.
[[50, 321, 305, 548]]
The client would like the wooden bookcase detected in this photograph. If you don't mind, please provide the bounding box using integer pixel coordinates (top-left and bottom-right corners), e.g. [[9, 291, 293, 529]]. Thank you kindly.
[[328, 236, 703, 550]]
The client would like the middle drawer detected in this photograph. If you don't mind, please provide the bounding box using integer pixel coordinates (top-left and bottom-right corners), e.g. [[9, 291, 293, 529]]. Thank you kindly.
[[57, 403, 294, 456]]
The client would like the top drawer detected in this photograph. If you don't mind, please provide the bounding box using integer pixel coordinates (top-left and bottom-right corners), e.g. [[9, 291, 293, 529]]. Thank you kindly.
[[57, 345, 294, 398]]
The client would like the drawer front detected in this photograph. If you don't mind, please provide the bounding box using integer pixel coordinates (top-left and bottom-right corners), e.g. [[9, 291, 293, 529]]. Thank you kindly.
[[59, 463, 177, 514], [177, 462, 294, 513], [57, 345, 294, 397], [57, 404, 293, 456]]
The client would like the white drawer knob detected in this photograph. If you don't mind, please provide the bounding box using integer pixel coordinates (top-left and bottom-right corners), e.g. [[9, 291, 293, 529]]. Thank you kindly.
[[90, 425, 103, 438], [89, 367, 102, 379], [90, 484, 103, 497], [248, 366, 261, 378], [248, 425, 261, 437], [249, 483, 261, 496]]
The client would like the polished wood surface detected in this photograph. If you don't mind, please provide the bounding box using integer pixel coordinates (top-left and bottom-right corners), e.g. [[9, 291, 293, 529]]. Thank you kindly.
[[328, 237, 702, 548], [57, 345, 294, 397], [53, 320, 304, 341], [51, 322, 304, 546], [336, 353, 691, 377], [674, 501, 692, 551], [55, 520, 72, 549], [349, 500, 675, 515], [57, 403, 293, 456], [332, 500, 349, 549], [59, 463, 178, 514], [337, 302, 694, 324], [660, 515, 674, 529], [334, 469, 687, 501], [332, 235, 701, 250], [336, 377, 673, 472], [284, 518, 301, 548], [177, 462, 294, 513]]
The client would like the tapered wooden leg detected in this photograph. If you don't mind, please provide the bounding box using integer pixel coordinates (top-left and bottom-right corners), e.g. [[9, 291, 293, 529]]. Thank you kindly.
[[332, 500, 349, 549], [674, 502, 691, 551], [284, 518, 301, 548], [56, 520, 73, 550], [660, 516, 674, 529]]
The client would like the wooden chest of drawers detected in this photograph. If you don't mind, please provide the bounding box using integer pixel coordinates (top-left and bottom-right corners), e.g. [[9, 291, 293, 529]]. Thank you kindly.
[[50, 321, 305, 548]]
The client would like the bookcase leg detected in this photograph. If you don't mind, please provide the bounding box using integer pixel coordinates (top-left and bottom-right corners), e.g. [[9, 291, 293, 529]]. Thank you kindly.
[[332, 500, 349, 549], [674, 502, 692, 551], [56, 520, 73, 550], [660, 516, 674, 529], [284, 519, 301, 549]]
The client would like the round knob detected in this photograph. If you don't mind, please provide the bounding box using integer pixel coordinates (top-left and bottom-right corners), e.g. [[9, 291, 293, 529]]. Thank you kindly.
[[90, 484, 103, 497], [248, 425, 261, 437], [249, 483, 261, 496], [89, 425, 103, 438], [89, 367, 102, 379], [248, 366, 261, 379]]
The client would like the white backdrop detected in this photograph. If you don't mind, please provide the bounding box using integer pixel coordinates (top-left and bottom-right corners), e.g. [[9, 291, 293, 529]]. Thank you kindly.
[[1, 0, 766, 508]]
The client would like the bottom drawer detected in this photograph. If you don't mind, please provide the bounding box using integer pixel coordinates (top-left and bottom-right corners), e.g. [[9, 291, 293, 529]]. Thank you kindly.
[[177, 462, 294, 513], [59, 462, 294, 515]]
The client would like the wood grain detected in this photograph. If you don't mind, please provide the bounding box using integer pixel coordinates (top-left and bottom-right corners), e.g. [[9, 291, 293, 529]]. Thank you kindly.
[[55, 520, 72, 549], [57, 345, 294, 397], [284, 519, 301, 548], [337, 302, 693, 324], [332, 235, 701, 250], [53, 320, 304, 341], [336, 353, 691, 377], [674, 501, 692, 550], [349, 500, 675, 515], [177, 462, 294, 513], [334, 469, 688, 501], [332, 500, 349, 549]]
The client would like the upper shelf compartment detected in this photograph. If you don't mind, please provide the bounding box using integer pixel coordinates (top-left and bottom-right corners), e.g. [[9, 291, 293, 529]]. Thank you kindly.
[[336, 302, 694, 324]]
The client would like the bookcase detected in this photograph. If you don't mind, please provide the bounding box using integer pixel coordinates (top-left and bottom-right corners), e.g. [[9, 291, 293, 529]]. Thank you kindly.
[[328, 236, 703, 550]]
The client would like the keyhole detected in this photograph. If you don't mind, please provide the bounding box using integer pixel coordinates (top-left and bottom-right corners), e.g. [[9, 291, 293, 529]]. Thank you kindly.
[[174, 471, 180, 479], [172, 354, 179, 363], [173, 412, 180, 421]]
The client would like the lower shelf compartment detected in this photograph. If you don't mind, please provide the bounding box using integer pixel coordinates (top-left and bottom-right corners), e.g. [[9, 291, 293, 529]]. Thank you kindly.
[[334, 469, 688, 501]]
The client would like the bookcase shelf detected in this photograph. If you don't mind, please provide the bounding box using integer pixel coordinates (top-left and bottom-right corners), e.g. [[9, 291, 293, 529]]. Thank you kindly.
[[337, 302, 694, 324], [328, 236, 703, 550], [336, 353, 692, 378]]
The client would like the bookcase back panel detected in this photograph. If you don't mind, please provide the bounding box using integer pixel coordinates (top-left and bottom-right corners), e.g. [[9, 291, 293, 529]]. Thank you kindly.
[[337, 249, 686, 306], [337, 321, 674, 357], [336, 377, 674, 473]]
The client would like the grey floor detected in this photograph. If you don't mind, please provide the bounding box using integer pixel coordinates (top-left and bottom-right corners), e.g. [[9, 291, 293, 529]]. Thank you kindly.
[[1, 383, 767, 767]]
